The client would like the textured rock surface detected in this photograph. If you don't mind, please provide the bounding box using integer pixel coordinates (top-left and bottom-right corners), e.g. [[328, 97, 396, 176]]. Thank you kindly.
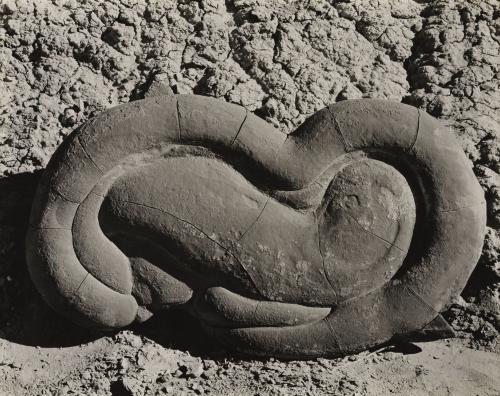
[[1, 0, 499, 392]]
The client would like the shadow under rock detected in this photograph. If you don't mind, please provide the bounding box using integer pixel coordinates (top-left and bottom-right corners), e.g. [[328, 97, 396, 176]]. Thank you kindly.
[[131, 308, 232, 359]]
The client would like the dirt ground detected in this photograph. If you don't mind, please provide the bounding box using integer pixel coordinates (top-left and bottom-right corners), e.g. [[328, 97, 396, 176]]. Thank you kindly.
[[0, 0, 499, 394]]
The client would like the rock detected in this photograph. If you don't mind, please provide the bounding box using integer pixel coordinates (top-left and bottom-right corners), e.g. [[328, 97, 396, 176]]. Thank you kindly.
[[119, 357, 130, 372], [0, 0, 16, 15], [60, 108, 78, 127], [101, 24, 135, 53], [135, 344, 179, 377], [27, 95, 485, 359], [144, 80, 173, 98], [178, 359, 204, 378], [115, 331, 143, 348]]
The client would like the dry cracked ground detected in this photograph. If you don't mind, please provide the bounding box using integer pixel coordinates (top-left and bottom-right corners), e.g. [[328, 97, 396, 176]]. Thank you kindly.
[[1, 0, 500, 395]]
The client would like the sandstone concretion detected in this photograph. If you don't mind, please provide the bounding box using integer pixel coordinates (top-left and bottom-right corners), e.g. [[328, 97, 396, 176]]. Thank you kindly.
[[26, 95, 486, 358]]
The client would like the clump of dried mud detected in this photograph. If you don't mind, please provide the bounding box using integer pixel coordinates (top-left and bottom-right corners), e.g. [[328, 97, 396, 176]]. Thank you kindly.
[[0, 0, 499, 394]]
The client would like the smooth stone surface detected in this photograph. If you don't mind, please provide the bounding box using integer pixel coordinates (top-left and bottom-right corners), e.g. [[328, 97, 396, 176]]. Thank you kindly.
[[318, 159, 416, 300], [194, 287, 331, 328], [26, 95, 486, 358]]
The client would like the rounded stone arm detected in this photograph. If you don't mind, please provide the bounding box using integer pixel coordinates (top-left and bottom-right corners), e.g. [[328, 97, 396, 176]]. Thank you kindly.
[[26, 95, 486, 358]]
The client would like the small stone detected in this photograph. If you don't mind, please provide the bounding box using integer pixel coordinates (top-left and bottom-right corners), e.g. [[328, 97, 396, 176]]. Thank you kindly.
[[6, 19, 21, 35], [190, 383, 205, 394], [179, 359, 204, 378], [0, 0, 17, 14], [144, 80, 173, 98], [119, 357, 130, 371], [60, 108, 78, 127]]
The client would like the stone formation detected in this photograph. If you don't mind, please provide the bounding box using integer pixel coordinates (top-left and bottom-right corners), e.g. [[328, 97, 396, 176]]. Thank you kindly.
[[26, 95, 486, 358]]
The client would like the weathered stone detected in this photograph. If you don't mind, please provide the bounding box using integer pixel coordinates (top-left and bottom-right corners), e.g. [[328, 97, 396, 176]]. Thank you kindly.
[[318, 159, 416, 300], [26, 95, 486, 357]]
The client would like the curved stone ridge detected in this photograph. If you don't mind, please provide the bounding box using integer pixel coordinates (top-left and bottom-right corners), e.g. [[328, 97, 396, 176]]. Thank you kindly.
[[26, 95, 486, 358]]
